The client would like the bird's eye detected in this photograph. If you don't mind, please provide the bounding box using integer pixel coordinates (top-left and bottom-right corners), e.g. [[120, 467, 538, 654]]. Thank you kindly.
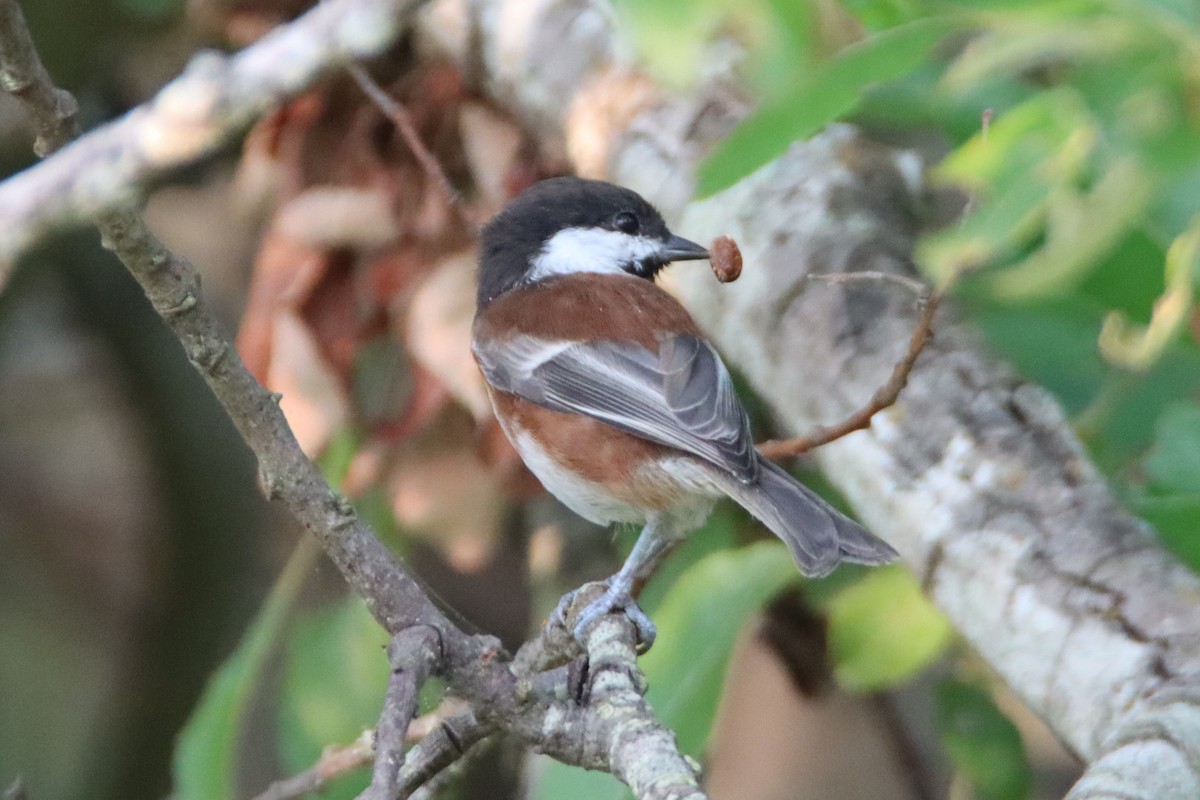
[[613, 211, 639, 234]]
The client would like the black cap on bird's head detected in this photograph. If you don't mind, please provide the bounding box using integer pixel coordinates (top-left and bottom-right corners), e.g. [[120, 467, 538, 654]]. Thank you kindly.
[[476, 177, 710, 307]]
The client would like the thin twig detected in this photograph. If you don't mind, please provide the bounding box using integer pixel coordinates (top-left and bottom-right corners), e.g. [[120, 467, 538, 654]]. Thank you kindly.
[[347, 63, 461, 206], [0, 0, 80, 154], [249, 701, 477, 800], [758, 275, 946, 460], [805, 270, 929, 296], [358, 627, 443, 800], [393, 712, 491, 800], [252, 732, 375, 800], [3, 777, 28, 800]]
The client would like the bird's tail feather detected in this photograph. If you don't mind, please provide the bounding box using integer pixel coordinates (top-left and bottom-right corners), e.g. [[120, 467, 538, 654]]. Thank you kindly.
[[715, 457, 898, 577]]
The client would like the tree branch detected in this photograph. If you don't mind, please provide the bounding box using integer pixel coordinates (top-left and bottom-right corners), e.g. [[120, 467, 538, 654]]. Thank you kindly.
[[392, 711, 490, 799], [250, 732, 374, 800], [0, 0, 427, 268], [511, 584, 708, 800], [0, 0, 80, 154], [758, 276, 944, 459], [359, 627, 442, 800]]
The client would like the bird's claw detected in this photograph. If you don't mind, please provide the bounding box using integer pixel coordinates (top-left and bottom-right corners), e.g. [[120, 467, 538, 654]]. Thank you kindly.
[[552, 581, 657, 653]]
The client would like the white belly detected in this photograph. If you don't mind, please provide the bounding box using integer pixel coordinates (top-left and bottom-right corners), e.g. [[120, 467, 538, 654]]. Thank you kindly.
[[497, 409, 721, 532], [510, 427, 647, 525]]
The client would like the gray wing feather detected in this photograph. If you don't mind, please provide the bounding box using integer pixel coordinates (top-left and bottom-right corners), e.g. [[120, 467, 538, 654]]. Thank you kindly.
[[475, 334, 758, 480]]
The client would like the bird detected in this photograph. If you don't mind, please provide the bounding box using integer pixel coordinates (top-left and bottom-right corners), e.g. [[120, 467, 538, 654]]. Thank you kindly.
[[471, 176, 898, 650]]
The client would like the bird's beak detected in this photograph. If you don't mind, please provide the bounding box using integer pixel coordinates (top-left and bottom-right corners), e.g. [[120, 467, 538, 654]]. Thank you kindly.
[[660, 234, 710, 262]]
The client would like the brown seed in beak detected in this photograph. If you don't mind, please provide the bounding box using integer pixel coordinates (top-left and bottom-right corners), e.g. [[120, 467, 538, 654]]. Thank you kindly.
[[710, 235, 743, 283]]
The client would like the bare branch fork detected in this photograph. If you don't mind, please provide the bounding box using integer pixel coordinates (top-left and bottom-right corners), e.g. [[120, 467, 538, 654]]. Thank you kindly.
[[758, 272, 947, 460], [0, 2, 717, 798]]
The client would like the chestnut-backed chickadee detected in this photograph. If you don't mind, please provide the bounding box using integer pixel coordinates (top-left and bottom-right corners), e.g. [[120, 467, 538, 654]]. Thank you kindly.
[[472, 177, 897, 649]]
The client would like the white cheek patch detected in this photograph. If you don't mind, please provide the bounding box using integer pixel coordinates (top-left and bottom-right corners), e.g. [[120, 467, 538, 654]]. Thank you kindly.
[[530, 227, 662, 281]]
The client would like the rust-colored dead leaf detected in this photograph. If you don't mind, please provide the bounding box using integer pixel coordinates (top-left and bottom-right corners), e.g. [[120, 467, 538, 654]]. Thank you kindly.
[[403, 250, 491, 421], [236, 232, 330, 381], [381, 408, 509, 571], [565, 69, 659, 179], [459, 101, 525, 211], [276, 186, 400, 250], [234, 57, 562, 515], [267, 309, 350, 456]]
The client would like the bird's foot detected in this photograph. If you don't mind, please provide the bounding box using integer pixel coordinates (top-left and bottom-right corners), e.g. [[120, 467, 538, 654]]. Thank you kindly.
[[551, 577, 656, 653]]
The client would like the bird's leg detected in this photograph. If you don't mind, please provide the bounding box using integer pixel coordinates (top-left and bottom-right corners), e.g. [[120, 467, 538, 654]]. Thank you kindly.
[[553, 519, 679, 653]]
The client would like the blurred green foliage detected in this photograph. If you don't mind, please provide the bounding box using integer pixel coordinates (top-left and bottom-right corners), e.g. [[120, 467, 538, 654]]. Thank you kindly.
[[276, 596, 391, 800], [824, 564, 952, 691], [937, 678, 1033, 800], [173, 542, 320, 800]]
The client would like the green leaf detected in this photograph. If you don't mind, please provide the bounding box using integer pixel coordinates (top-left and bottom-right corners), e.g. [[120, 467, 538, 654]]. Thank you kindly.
[[1145, 403, 1200, 494], [641, 541, 799, 754], [826, 564, 952, 691], [763, 0, 813, 51], [969, 299, 1105, 414], [988, 158, 1155, 301], [531, 760, 631, 800], [1098, 221, 1198, 371], [697, 17, 957, 196], [942, 17, 1149, 93], [969, 295, 1200, 468], [612, 0, 728, 88], [277, 595, 392, 800], [936, 679, 1032, 800], [173, 540, 319, 800], [637, 503, 741, 613], [1128, 0, 1200, 26], [918, 91, 1092, 282], [1078, 230, 1168, 318], [841, 0, 925, 31], [319, 426, 369, 489], [1137, 494, 1200, 572]]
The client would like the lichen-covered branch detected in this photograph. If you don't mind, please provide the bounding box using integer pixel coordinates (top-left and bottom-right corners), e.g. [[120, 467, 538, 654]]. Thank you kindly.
[[0, 0, 426, 268], [512, 584, 708, 800]]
